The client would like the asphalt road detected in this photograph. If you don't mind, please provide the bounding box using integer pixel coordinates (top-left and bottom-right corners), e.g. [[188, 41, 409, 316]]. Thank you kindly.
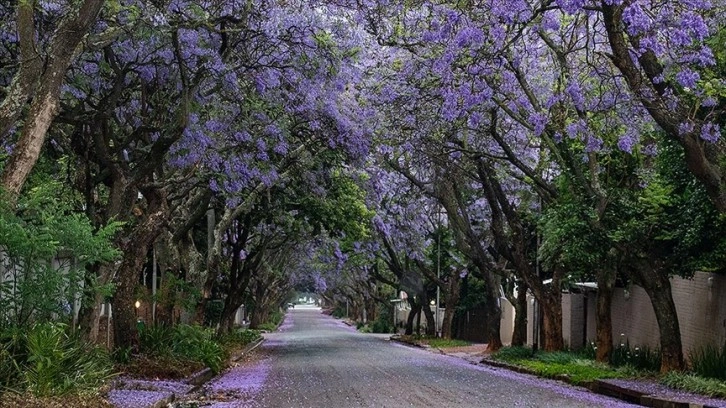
[[200, 306, 641, 408]]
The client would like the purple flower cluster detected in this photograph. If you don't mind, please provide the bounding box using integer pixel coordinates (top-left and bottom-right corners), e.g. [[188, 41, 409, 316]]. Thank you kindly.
[[109, 378, 192, 408], [108, 389, 172, 408], [207, 359, 270, 394]]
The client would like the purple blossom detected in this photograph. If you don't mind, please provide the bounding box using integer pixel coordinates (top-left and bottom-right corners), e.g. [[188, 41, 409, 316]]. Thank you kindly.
[[566, 81, 585, 111], [701, 97, 718, 107], [622, 3, 651, 35], [467, 111, 482, 128], [700, 123, 721, 143], [675, 68, 700, 88], [108, 389, 171, 408], [556, 0, 585, 14], [679, 121, 695, 135], [585, 136, 603, 153], [529, 112, 548, 136], [617, 130, 639, 153], [455, 26, 484, 49]]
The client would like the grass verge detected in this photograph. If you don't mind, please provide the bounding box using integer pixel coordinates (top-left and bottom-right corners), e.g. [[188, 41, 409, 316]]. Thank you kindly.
[[491, 346, 641, 385], [661, 372, 726, 398], [395, 335, 471, 349]]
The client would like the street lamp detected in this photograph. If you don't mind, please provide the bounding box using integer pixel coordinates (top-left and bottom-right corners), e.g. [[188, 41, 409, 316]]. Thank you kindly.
[[135, 300, 141, 320]]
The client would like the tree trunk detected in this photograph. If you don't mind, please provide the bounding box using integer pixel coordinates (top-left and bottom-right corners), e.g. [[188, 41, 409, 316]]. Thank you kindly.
[[77, 263, 115, 344], [635, 267, 684, 372], [405, 302, 420, 335], [419, 291, 435, 336], [112, 246, 147, 351], [217, 292, 243, 336], [112, 199, 168, 350], [77, 290, 105, 344], [484, 275, 503, 351], [595, 268, 616, 362], [441, 274, 461, 339], [541, 292, 564, 351], [0, 0, 105, 201], [511, 282, 528, 347]]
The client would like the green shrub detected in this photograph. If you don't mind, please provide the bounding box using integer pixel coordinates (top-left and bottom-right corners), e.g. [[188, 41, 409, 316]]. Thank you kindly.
[[138, 325, 173, 356], [689, 341, 726, 380], [133, 324, 227, 374], [358, 324, 370, 333], [331, 307, 346, 318], [610, 341, 661, 372], [219, 329, 261, 347], [22, 323, 114, 396], [204, 300, 225, 327], [268, 310, 284, 326], [371, 318, 392, 334], [170, 325, 225, 373], [0, 327, 25, 390]]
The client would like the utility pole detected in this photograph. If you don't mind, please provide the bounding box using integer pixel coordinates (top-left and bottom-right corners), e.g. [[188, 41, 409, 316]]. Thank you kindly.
[[436, 212, 441, 337]]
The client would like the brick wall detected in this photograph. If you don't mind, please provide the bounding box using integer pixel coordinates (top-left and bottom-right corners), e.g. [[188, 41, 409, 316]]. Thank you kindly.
[[611, 272, 726, 353], [555, 272, 726, 356]]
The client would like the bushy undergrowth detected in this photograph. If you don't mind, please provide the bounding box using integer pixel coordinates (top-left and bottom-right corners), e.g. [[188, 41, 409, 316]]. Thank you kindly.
[[136, 324, 225, 374], [219, 328, 262, 348], [689, 341, 726, 380], [609, 341, 661, 372], [257, 310, 285, 332], [578, 340, 661, 372], [330, 307, 346, 318], [0, 323, 114, 397]]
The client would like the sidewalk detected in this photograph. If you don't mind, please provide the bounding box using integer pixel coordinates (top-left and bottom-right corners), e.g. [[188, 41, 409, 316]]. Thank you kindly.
[[107, 338, 265, 408], [390, 336, 726, 408]]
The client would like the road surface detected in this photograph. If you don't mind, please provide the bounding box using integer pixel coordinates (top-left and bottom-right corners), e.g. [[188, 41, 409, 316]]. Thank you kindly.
[[195, 305, 640, 407]]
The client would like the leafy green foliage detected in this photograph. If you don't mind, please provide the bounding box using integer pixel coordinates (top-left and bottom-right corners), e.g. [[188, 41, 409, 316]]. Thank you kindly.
[[257, 309, 284, 332], [0, 181, 122, 329], [171, 325, 224, 374], [606, 139, 726, 276], [538, 177, 607, 280], [137, 324, 226, 374], [689, 341, 726, 381], [0, 323, 114, 397], [298, 169, 374, 246], [218, 328, 262, 348], [609, 341, 661, 372]]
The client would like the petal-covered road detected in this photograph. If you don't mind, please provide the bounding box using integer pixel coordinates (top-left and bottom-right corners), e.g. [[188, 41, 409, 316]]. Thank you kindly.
[[193, 306, 640, 408]]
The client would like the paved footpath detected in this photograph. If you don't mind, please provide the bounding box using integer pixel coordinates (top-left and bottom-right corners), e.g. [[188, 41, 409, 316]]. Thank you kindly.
[[188, 306, 641, 408]]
